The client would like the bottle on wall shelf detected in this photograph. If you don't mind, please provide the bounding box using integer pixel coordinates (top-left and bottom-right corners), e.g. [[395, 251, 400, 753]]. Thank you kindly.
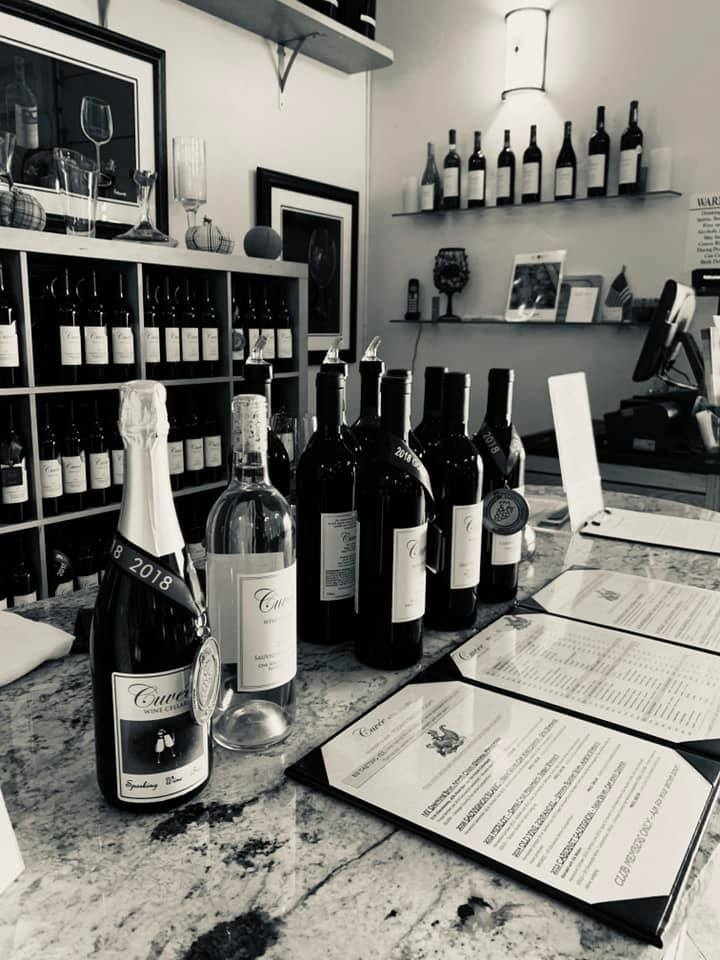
[[38, 403, 62, 517], [60, 401, 87, 514], [474, 368, 527, 603], [0, 403, 29, 525], [160, 276, 180, 379], [355, 371, 428, 670], [420, 142, 442, 212], [414, 365, 448, 454], [424, 372, 483, 630], [206, 393, 296, 752], [467, 131, 486, 208], [351, 336, 384, 455], [110, 272, 135, 382], [90, 380, 213, 811], [243, 339, 291, 497], [83, 270, 109, 385], [200, 277, 220, 378], [179, 278, 199, 378], [87, 401, 111, 509], [496, 129, 515, 206], [0, 264, 19, 388], [521, 124, 542, 204], [56, 267, 82, 386], [588, 105, 610, 197], [554, 121, 577, 200], [297, 370, 358, 645], [442, 129, 461, 210], [357, 0, 376, 39], [618, 99, 643, 195], [143, 273, 162, 379]]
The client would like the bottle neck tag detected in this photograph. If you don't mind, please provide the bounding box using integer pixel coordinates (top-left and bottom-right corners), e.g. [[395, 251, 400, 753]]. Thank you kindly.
[[110, 532, 220, 724], [475, 425, 528, 537], [475, 423, 522, 481]]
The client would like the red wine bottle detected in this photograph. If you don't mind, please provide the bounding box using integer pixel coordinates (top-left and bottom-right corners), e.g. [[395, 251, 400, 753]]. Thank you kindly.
[[55, 267, 81, 385], [11, 554, 36, 606], [442, 129, 461, 210], [0, 403, 29, 525], [199, 278, 220, 378], [110, 272, 135, 382], [184, 409, 204, 487], [110, 422, 125, 502], [355, 371, 428, 669], [179, 278, 199, 378], [521, 124, 542, 203], [496, 129, 515, 206], [143, 274, 162, 380], [588, 105, 610, 197], [351, 340, 384, 454], [0, 264, 19, 388], [554, 121, 577, 200], [90, 380, 213, 811], [321, 352, 362, 461], [414, 365, 447, 453], [467, 131, 486, 208], [243, 359, 291, 497], [425, 372, 483, 629], [160, 277, 180, 379], [83, 270, 109, 384], [168, 412, 185, 492], [618, 99, 643, 195], [297, 371, 358, 644], [38, 403, 62, 517], [87, 401, 111, 508], [203, 414, 222, 484], [60, 401, 87, 514]]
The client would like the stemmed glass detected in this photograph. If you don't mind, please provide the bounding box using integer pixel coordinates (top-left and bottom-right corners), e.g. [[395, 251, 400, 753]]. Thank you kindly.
[[81, 96, 113, 187], [173, 137, 207, 227]]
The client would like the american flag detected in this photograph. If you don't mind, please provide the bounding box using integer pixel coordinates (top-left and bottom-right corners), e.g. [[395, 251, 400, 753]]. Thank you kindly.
[[605, 266, 633, 311]]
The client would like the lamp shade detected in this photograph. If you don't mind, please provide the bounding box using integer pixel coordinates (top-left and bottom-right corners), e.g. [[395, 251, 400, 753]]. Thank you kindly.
[[502, 7, 548, 99]]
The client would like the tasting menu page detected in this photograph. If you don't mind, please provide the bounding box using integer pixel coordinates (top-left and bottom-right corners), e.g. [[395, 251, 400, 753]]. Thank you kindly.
[[287, 674, 719, 946]]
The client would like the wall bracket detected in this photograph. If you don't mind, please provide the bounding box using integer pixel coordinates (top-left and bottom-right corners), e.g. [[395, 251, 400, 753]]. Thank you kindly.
[[276, 32, 324, 93]]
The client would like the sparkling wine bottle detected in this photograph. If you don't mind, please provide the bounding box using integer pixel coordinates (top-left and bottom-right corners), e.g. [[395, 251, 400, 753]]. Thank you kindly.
[[90, 380, 215, 811], [206, 393, 296, 751]]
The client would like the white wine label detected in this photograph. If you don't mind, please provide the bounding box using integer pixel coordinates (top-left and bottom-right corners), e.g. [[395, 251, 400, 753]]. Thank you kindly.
[[112, 665, 209, 804], [320, 511, 357, 602], [143, 327, 161, 364], [184, 437, 204, 472], [0, 323, 19, 368], [165, 327, 181, 363], [60, 325, 82, 366], [207, 555, 296, 691], [443, 167, 459, 198], [420, 183, 435, 211], [496, 167, 511, 199], [168, 441, 184, 475], [54, 581, 74, 597], [111, 327, 135, 365], [354, 521, 360, 614], [555, 167, 574, 198], [468, 169, 485, 202], [391, 523, 428, 623], [522, 162, 540, 196], [262, 330, 276, 360], [1, 460, 27, 505], [84, 326, 109, 365], [13, 591, 36, 606], [181, 327, 200, 363], [450, 502, 483, 590], [203, 435, 222, 468], [277, 329, 293, 360], [279, 432, 295, 463], [40, 458, 63, 499], [111, 448, 125, 486], [201, 327, 219, 362], [61, 453, 87, 494], [77, 572, 99, 589], [15, 105, 38, 149], [89, 451, 111, 490], [588, 154, 606, 189], [490, 531, 522, 566], [619, 148, 639, 185]]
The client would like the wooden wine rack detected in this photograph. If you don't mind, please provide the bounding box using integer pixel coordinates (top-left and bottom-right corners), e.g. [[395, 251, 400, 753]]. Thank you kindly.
[[0, 228, 308, 599]]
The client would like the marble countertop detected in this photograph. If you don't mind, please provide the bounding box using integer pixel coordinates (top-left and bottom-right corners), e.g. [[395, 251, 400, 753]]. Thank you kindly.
[[2, 486, 720, 960]]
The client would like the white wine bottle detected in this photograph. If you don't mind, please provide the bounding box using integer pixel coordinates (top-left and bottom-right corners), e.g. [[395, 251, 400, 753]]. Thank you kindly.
[[90, 380, 217, 811], [206, 394, 296, 752]]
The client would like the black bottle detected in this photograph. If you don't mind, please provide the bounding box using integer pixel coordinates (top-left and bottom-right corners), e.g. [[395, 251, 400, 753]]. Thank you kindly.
[[521, 124, 542, 203], [184, 410, 204, 487], [203, 414, 222, 483], [83, 270, 109, 384], [159, 276, 180, 379], [351, 351, 384, 455], [143, 273, 162, 379], [321, 356, 363, 461], [55, 267, 81, 385], [442, 129, 461, 210], [11, 554, 36, 606], [588, 105, 610, 197], [168, 413, 185, 492], [0, 403, 29, 525], [87, 402, 111, 508], [474, 369, 526, 603], [414, 366, 448, 453], [0, 264, 19, 388], [297, 371, 358, 644], [243, 360, 291, 497], [60, 402, 87, 514], [178, 278, 199, 378], [619, 99, 643, 195], [554, 121, 577, 200], [110, 272, 135, 382], [199, 278, 220, 378], [38, 403, 62, 517], [425, 373, 483, 629], [496, 129, 515, 206], [387, 368, 425, 457], [48, 545, 74, 596]]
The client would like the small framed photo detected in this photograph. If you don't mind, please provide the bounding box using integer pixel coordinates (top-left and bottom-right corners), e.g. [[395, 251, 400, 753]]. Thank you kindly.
[[505, 250, 566, 322]]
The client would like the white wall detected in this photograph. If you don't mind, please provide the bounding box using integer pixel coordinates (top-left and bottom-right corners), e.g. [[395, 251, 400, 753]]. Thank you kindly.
[[367, 0, 720, 434], [41, 0, 370, 408]]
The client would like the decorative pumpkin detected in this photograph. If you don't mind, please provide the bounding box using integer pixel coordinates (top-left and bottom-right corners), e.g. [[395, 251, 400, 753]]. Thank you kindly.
[[243, 225, 282, 260], [0, 186, 46, 231], [185, 217, 234, 254]]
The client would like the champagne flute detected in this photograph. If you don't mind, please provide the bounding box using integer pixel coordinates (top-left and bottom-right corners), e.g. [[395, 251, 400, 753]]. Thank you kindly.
[[173, 136, 207, 227], [81, 96, 113, 186]]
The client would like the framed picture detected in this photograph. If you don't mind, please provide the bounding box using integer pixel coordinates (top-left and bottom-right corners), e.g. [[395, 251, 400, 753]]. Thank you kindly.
[[256, 168, 358, 364], [505, 250, 566, 322], [0, 0, 168, 235]]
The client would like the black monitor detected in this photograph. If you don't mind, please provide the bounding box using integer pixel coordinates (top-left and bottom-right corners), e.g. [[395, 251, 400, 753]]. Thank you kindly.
[[632, 280, 704, 391]]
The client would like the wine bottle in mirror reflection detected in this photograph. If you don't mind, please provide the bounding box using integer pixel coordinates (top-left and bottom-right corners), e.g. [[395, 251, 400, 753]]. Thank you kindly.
[[90, 380, 212, 811]]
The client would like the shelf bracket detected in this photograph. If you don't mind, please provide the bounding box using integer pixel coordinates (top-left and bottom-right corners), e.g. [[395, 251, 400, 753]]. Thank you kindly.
[[276, 32, 324, 94]]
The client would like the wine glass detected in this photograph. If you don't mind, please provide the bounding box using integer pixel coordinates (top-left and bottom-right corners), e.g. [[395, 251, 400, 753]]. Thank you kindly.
[[433, 247, 470, 322], [81, 96, 113, 187], [173, 136, 207, 227]]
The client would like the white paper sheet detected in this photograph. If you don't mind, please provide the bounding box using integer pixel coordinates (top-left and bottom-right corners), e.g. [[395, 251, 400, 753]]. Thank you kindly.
[[565, 287, 598, 324], [0, 788, 23, 895], [581, 508, 720, 555]]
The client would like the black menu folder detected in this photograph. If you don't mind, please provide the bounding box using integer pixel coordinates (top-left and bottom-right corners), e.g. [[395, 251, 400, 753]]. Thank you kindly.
[[287, 668, 720, 946]]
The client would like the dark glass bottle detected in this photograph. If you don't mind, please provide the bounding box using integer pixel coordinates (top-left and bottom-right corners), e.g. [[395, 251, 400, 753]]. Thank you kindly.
[[237, 284, 257, 376], [200, 278, 220, 378], [38, 403, 62, 517], [243, 360, 291, 497], [168, 413, 184, 492], [143, 274, 162, 379], [259, 284, 276, 364], [554, 121, 577, 200], [160, 276, 180, 379], [588, 105, 610, 197], [87, 401, 111, 508], [110, 272, 135, 382], [474, 369, 526, 603], [0, 264, 19, 387], [83, 270, 109, 384], [387, 367, 425, 457], [467, 131, 486, 208], [425, 373, 482, 629], [75, 540, 100, 590], [420, 142, 442, 212], [357, 0, 376, 38], [496, 129, 515, 206], [619, 100, 643, 194], [178, 278, 199, 378], [184, 409, 204, 487], [0, 403, 29, 524], [11, 554, 36, 607], [275, 295, 293, 373], [351, 351, 384, 454], [522, 124, 542, 203], [203, 414, 222, 484], [321, 356, 362, 461], [355, 371, 427, 669], [56, 267, 81, 385], [60, 401, 87, 514], [110, 422, 125, 502], [442, 128, 461, 210], [297, 371, 358, 644], [305, 0, 338, 19], [414, 365, 448, 453]]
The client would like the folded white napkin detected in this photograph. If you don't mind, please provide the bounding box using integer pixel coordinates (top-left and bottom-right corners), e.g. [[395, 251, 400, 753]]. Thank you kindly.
[[0, 611, 74, 687]]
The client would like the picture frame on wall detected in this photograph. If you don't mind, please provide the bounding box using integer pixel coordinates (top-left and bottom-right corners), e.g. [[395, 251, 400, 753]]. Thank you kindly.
[[0, 0, 168, 235], [256, 167, 358, 364]]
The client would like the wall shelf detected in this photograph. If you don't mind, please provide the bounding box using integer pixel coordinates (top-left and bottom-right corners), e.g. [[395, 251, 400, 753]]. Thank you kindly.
[[178, 0, 394, 74], [391, 318, 647, 328], [392, 189, 682, 219]]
